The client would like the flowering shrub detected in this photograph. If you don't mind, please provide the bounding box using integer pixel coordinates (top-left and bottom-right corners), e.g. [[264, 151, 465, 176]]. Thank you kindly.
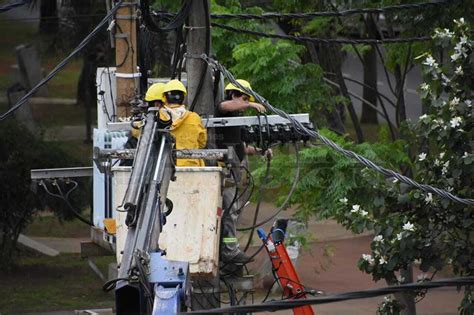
[[252, 17, 472, 315], [355, 18, 473, 314]]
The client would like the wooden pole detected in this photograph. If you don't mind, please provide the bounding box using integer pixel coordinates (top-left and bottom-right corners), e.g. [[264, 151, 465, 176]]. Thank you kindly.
[[115, 1, 139, 118], [186, 0, 215, 151], [186, 1, 219, 310], [186, 0, 215, 148]]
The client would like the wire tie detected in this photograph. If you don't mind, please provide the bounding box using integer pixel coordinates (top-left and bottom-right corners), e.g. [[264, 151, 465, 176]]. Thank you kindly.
[[183, 25, 210, 30]]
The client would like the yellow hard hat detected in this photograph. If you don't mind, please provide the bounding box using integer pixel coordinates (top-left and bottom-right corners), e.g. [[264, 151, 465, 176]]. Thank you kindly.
[[224, 79, 255, 102], [163, 79, 187, 95], [144, 83, 165, 102]]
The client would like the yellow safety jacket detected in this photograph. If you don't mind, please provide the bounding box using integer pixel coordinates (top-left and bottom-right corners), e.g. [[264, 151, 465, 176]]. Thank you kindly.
[[161, 110, 207, 167]]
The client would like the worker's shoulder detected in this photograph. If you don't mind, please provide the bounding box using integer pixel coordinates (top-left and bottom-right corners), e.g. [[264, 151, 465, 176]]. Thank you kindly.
[[185, 111, 204, 122]]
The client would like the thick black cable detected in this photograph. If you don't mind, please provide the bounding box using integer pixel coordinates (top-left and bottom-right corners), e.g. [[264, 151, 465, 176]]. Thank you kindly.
[[102, 277, 130, 292], [200, 57, 474, 205], [39, 180, 93, 226], [0, 0, 124, 122], [186, 277, 474, 314], [238, 143, 300, 231], [155, 0, 450, 21], [0, 0, 29, 13], [212, 22, 432, 45], [141, 0, 191, 33], [243, 157, 271, 253]]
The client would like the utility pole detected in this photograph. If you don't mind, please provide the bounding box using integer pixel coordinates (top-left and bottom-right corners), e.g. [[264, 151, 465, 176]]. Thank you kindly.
[[114, 1, 139, 118], [186, 0, 215, 147], [185, 0, 219, 310]]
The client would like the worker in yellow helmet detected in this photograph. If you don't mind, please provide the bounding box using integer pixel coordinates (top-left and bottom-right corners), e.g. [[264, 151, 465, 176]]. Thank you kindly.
[[120, 83, 167, 166], [129, 82, 166, 139], [216, 79, 270, 264], [160, 79, 207, 167], [144, 82, 166, 106]]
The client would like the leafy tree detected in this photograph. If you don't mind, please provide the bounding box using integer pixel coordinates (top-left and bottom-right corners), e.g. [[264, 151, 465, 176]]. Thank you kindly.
[[0, 120, 88, 270], [255, 18, 473, 314]]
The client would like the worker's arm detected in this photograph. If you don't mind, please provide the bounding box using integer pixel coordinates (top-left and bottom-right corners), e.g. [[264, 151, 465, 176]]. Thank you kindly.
[[245, 145, 273, 158], [218, 100, 266, 113], [197, 122, 207, 149]]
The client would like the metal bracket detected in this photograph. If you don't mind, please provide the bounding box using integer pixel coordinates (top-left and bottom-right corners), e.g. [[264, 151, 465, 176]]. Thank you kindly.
[[115, 14, 137, 20], [31, 167, 93, 180], [114, 33, 129, 39], [115, 72, 142, 78]]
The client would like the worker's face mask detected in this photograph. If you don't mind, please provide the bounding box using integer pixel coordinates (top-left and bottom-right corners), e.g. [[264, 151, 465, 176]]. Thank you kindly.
[[165, 91, 185, 105], [162, 104, 187, 122]]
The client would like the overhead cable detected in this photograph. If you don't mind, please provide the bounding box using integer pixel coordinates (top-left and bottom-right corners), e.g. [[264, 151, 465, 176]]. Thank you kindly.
[[0, 0, 124, 122], [0, 0, 29, 13], [238, 142, 301, 231], [152, 0, 450, 20], [186, 277, 474, 314], [195, 55, 474, 206], [141, 0, 191, 33], [212, 22, 432, 45]]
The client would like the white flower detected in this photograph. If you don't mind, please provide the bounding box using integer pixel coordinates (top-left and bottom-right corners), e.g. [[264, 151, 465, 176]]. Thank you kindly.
[[362, 254, 374, 264], [420, 83, 430, 91], [451, 53, 461, 61], [450, 116, 462, 128], [462, 152, 469, 159], [414, 259, 422, 265], [423, 55, 438, 68], [455, 42, 468, 57], [396, 275, 405, 283], [460, 36, 468, 45], [450, 97, 460, 107], [442, 166, 448, 175], [403, 222, 415, 232], [392, 178, 399, 183], [384, 296, 392, 303], [425, 193, 433, 204], [373, 235, 384, 243], [351, 204, 360, 213], [418, 153, 427, 161], [465, 100, 472, 107], [360, 210, 368, 217], [434, 159, 440, 166], [446, 186, 454, 192], [379, 256, 387, 265], [339, 197, 348, 204], [396, 232, 404, 241], [419, 114, 428, 121], [441, 74, 451, 86], [439, 152, 445, 159], [434, 28, 455, 39], [455, 66, 464, 75], [417, 273, 429, 281], [454, 18, 465, 27]]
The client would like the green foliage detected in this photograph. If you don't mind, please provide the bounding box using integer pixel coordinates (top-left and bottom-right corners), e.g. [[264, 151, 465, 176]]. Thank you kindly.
[[253, 128, 409, 223], [0, 120, 88, 270], [230, 38, 329, 113], [407, 19, 473, 313]]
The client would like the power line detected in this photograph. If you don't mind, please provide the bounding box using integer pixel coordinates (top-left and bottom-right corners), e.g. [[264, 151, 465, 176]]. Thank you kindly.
[[0, 13, 105, 22], [0, 0, 124, 122], [0, 0, 29, 13], [211, 22, 432, 45], [153, 0, 450, 20], [195, 55, 474, 206], [186, 277, 474, 314]]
